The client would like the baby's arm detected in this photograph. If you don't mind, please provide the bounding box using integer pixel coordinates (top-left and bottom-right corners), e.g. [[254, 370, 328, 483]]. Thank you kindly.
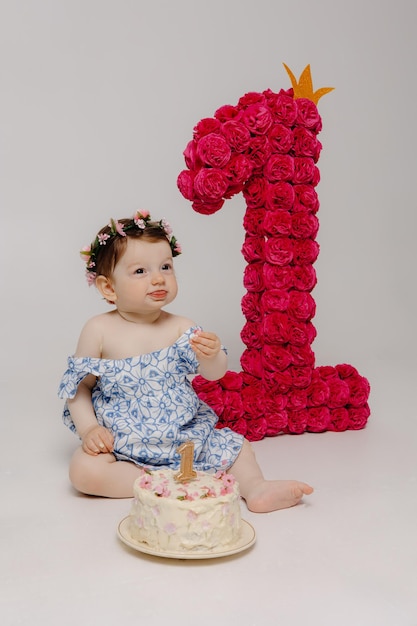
[[190, 330, 227, 381], [67, 317, 114, 455]]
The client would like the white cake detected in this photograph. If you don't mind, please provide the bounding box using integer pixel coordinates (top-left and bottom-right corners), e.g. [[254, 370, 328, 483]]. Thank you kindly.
[[129, 468, 242, 553]]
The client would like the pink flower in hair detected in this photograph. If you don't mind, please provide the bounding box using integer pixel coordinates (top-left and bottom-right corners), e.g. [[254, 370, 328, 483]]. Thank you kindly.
[[114, 220, 126, 236], [98, 233, 110, 245]]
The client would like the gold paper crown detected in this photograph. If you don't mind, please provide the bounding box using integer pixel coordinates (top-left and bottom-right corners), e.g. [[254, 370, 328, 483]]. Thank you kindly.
[[283, 63, 334, 105]]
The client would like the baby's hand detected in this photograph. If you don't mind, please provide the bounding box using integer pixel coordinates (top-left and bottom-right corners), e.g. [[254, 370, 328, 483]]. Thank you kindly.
[[190, 330, 221, 360], [81, 425, 114, 456]]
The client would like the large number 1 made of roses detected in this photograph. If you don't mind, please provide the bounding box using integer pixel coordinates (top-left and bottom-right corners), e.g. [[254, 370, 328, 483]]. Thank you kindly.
[[177, 65, 370, 441]]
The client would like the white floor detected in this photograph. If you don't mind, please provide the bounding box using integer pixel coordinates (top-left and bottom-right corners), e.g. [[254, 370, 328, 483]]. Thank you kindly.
[[2, 359, 416, 626]]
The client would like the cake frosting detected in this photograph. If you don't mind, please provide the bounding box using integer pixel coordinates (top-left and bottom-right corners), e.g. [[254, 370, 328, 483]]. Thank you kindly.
[[129, 468, 242, 553]]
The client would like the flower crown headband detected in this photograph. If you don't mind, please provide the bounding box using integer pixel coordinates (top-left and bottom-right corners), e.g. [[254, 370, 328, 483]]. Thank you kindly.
[[80, 210, 182, 285]]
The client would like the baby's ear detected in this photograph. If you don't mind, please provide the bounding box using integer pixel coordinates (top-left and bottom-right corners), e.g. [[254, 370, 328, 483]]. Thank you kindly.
[[95, 275, 117, 303]]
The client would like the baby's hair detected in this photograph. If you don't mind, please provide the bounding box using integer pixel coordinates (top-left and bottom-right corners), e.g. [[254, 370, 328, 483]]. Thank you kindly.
[[81, 212, 182, 285]]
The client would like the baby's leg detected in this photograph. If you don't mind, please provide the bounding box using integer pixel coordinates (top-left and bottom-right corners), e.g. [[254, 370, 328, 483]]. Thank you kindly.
[[69, 447, 142, 498], [228, 439, 313, 513]]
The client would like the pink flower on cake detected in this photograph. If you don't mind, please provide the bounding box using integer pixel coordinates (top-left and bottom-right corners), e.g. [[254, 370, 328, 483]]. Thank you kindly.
[[164, 523, 177, 535], [138, 473, 152, 489]]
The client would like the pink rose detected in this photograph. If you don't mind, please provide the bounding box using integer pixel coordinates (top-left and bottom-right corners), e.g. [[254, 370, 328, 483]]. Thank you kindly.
[[292, 157, 320, 185], [220, 371, 243, 391], [243, 177, 267, 208], [266, 181, 295, 211], [177, 170, 196, 200], [264, 154, 294, 182], [241, 291, 262, 322], [263, 263, 293, 289], [183, 140, 202, 170], [264, 236, 293, 266], [293, 239, 320, 265], [288, 291, 316, 321], [242, 235, 265, 263], [295, 98, 322, 132], [240, 321, 264, 349], [196, 133, 232, 168], [263, 210, 292, 237], [268, 91, 298, 126], [240, 348, 263, 378], [221, 120, 252, 152], [263, 312, 290, 344], [214, 104, 241, 122], [192, 197, 225, 215], [238, 91, 265, 107], [193, 117, 221, 140], [193, 168, 229, 201], [241, 104, 273, 135], [243, 262, 264, 292], [307, 407, 331, 432], [260, 288, 289, 312], [293, 184, 320, 213], [268, 123, 294, 154], [287, 409, 309, 434], [292, 265, 317, 291], [262, 345, 293, 372], [243, 207, 266, 235], [248, 135, 272, 169], [291, 211, 319, 239], [292, 127, 321, 160]]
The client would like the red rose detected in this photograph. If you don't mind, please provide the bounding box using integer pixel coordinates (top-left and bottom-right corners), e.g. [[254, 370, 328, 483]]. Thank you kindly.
[[293, 184, 320, 213], [328, 408, 349, 431], [263, 393, 288, 411], [264, 263, 293, 289], [346, 375, 371, 407], [288, 291, 316, 321], [220, 371, 243, 391], [268, 91, 298, 126], [292, 157, 320, 185], [197, 390, 224, 416], [266, 181, 295, 211], [241, 235, 265, 263], [222, 391, 244, 421], [287, 389, 308, 410], [214, 104, 241, 122], [193, 117, 221, 140], [260, 288, 289, 312], [264, 154, 294, 183], [243, 207, 265, 236], [246, 418, 268, 441], [335, 363, 359, 379], [288, 321, 317, 346], [262, 344, 293, 372], [240, 321, 264, 349], [327, 378, 350, 408], [263, 210, 292, 237], [307, 407, 331, 432], [196, 133, 232, 168], [293, 239, 320, 265], [291, 345, 315, 367], [183, 140, 202, 170], [191, 376, 220, 393], [295, 98, 322, 133], [292, 127, 321, 159], [193, 168, 229, 201], [292, 265, 317, 291], [243, 262, 264, 292], [316, 365, 338, 380], [177, 170, 196, 201], [224, 154, 253, 186], [307, 378, 330, 407], [348, 404, 371, 430], [264, 236, 293, 266], [225, 417, 247, 436], [265, 411, 288, 435], [221, 120, 251, 152], [241, 292, 262, 322], [240, 348, 263, 378], [263, 312, 290, 344], [192, 198, 225, 215], [290, 366, 313, 388], [291, 212, 319, 239], [241, 103, 273, 135], [248, 135, 272, 169], [268, 123, 294, 154], [243, 177, 267, 208], [287, 409, 309, 434], [242, 378, 263, 413], [238, 91, 265, 108], [263, 369, 292, 393]]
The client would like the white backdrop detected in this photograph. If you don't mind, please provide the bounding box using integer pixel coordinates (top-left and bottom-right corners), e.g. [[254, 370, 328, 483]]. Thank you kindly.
[[0, 0, 415, 424]]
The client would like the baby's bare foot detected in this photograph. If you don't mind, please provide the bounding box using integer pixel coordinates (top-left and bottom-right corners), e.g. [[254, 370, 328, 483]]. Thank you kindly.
[[245, 480, 314, 513]]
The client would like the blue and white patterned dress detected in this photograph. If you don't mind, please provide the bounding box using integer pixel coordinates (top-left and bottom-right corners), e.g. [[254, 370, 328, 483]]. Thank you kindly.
[[58, 327, 244, 471]]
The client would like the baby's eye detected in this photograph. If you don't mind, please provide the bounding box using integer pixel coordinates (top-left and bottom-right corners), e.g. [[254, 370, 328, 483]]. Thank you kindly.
[[162, 263, 173, 271], [135, 267, 146, 275]]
